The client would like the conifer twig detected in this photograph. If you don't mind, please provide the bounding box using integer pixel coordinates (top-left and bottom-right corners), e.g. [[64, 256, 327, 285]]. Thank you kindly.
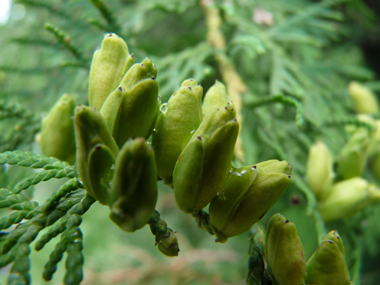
[[89, 0, 120, 34], [321, 117, 375, 132], [45, 23, 84, 63], [16, 0, 71, 18], [246, 94, 305, 128]]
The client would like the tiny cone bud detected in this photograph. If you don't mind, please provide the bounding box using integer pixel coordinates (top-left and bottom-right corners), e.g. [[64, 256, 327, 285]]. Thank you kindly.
[[157, 228, 179, 257]]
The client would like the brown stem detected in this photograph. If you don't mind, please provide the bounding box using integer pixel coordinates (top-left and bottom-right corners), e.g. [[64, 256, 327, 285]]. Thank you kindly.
[[201, 0, 247, 163]]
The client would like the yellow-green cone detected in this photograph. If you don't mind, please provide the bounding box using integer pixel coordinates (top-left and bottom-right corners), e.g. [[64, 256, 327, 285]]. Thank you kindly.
[[318, 177, 380, 221], [152, 79, 203, 181], [265, 213, 306, 285], [41, 94, 76, 164], [109, 138, 158, 232], [349, 81, 379, 115], [305, 142, 333, 201], [74, 105, 119, 205], [209, 160, 292, 242], [202, 80, 230, 117], [306, 231, 351, 285], [88, 33, 134, 111], [173, 103, 239, 213], [336, 129, 370, 180], [106, 57, 159, 147]]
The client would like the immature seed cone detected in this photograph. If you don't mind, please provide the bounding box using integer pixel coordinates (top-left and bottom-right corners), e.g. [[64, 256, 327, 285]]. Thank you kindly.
[[202, 80, 230, 117], [305, 142, 333, 201], [265, 213, 306, 285], [349, 81, 379, 115], [306, 230, 351, 285], [209, 160, 292, 242], [101, 57, 159, 147], [336, 129, 370, 180], [318, 177, 380, 221], [89, 33, 134, 111], [41, 94, 76, 164], [152, 79, 203, 181], [109, 138, 158, 233], [157, 228, 180, 257], [173, 103, 239, 213], [74, 106, 119, 205]]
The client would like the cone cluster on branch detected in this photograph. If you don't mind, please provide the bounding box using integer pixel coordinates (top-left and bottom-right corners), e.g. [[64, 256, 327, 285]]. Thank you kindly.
[[263, 213, 353, 285], [39, 33, 293, 252], [306, 84, 380, 221]]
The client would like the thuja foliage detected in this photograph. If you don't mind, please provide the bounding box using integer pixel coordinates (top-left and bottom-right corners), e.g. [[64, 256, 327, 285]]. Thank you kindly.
[[1, 0, 380, 284]]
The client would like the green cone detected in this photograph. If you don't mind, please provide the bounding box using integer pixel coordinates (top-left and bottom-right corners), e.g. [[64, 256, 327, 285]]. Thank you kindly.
[[306, 142, 334, 201], [349, 81, 379, 115], [336, 129, 370, 180], [152, 79, 203, 181], [202, 80, 230, 117], [100, 57, 159, 147], [209, 160, 292, 242], [109, 138, 158, 232], [306, 231, 351, 285], [318, 177, 380, 221], [173, 103, 239, 213], [41, 94, 76, 164], [265, 213, 306, 285], [74, 105, 119, 205], [88, 33, 134, 111]]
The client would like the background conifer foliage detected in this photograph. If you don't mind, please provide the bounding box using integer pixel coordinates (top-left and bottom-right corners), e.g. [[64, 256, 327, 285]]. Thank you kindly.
[[1, 0, 380, 284]]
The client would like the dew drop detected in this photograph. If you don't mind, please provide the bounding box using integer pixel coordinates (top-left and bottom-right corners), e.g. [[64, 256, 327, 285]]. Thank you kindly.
[[160, 103, 168, 113]]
